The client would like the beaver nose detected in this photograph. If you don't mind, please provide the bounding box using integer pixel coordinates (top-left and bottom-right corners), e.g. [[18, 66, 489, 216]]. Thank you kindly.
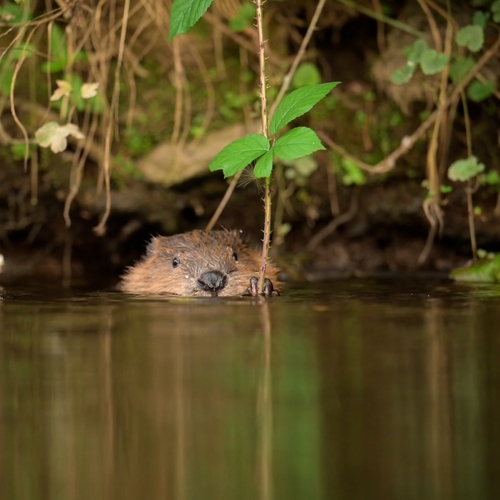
[[197, 270, 227, 293]]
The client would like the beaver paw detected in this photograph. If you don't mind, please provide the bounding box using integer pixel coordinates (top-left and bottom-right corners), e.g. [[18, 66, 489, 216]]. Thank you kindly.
[[247, 277, 280, 297]]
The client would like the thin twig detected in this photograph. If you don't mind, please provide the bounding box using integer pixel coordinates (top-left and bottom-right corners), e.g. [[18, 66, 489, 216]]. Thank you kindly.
[[94, 0, 131, 235], [269, 0, 327, 118]]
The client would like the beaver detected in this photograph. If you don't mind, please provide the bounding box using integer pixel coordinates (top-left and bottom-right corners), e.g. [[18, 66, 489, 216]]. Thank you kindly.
[[120, 229, 280, 297]]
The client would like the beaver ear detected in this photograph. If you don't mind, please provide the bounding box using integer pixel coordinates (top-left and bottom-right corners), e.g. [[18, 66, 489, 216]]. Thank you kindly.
[[145, 237, 160, 257]]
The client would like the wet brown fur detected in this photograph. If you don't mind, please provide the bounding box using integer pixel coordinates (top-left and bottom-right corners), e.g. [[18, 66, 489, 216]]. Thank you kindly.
[[120, 229, 280, 296]]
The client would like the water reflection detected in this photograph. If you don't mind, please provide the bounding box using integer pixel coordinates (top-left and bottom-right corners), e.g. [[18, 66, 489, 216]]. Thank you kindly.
[[1, 279, 500, 500]]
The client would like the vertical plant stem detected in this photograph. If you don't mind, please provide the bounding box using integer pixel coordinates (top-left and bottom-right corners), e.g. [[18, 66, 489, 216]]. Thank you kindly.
[[255, 0, 270, 294]]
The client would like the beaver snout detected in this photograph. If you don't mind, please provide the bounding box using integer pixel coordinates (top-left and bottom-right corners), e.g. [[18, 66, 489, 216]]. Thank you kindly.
[[197, 270, 227, 294]]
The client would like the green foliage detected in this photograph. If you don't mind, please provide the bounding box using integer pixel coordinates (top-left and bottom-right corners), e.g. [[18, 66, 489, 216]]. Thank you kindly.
[[0, 43, 35, 96], [171, 0, 338, 186], [481, 169, 500, 189], [41, 24, 87, 73], [420, 49, 449, 75], [210, 83, 338, 179], [390, 62, 416, 85], [124, 126, 154, 156], [273, 127, 325, 161], [0, 2, 31, 23], [292, 63, 322, 88], [11, 143, 32, 161], [209, 134, 270, 178], [450, 253, 500, 283], [270, 82, 340, 135], [254, 150, 274, 178], [456, 25, 484, 52], [467, 80, 495, 102], [448, 156, 485, 182], [169, 0, 212, 40], [449, 57, 475, 83], [229, 2, 255, 32], [493, 0, 500, 22], [332, 154, 366, 186], [473, 10, 489, 28], [390, 39, 427, 84]]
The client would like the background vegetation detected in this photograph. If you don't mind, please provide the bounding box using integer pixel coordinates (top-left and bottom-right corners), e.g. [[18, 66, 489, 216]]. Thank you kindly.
[[0, 0, 499, 284]]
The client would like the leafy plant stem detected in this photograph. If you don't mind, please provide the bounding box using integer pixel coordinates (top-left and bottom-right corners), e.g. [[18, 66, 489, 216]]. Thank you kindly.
[[255, 0, 271, 294], [207, 0, 326, 234]]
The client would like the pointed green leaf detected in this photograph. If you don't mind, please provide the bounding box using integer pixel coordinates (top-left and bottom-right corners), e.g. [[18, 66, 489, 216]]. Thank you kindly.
[[270, 82, 340, 135], [456, 25, 484, 52], [273, 127, 325, 161], [420, 49, 449, 75], [209, 133, 270, 177], [448, 156, 485, 182], [254, 149, 274, 178], [169, 0, 213, 40]]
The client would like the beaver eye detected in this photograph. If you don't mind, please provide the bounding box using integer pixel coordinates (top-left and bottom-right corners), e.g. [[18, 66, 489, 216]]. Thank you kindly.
[[232, 251, 238, 261], [172, 257, 180, 268]]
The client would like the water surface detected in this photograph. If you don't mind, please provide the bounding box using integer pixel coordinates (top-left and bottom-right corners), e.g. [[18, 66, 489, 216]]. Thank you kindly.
[[1, 278, 500, 500]]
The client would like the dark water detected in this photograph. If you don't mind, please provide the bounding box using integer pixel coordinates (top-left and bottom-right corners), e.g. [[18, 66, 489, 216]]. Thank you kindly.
[[1, 278, 500, 500]]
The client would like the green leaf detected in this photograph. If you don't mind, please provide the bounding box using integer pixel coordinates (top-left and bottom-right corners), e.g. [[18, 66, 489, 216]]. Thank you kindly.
[[43, 24, 68, 73], [467, 80, 495, 102], [420, 49, 449, 75], [473, 10, 489, 28], [493, 0, 500, 22], [0, 2, 31, 23], [292, 63, 322, 88], [450, 254, 500, 283], [405, 39, 427, 64], [270, 82, 339, 135], [273, 127, 325, 161], [229, 2, 255, 32], [456, 25, 484, 52], [481, 170, 500, 188], [390, 62, 416, 85], [448, 156, 485, 182], [209, 133, 270, 177], [169, 0, 213, 40], [11, 143, 31, 161], [449, 57, 475, 84], [340, 157, 366, 186], [254, 149, 274, 178]]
